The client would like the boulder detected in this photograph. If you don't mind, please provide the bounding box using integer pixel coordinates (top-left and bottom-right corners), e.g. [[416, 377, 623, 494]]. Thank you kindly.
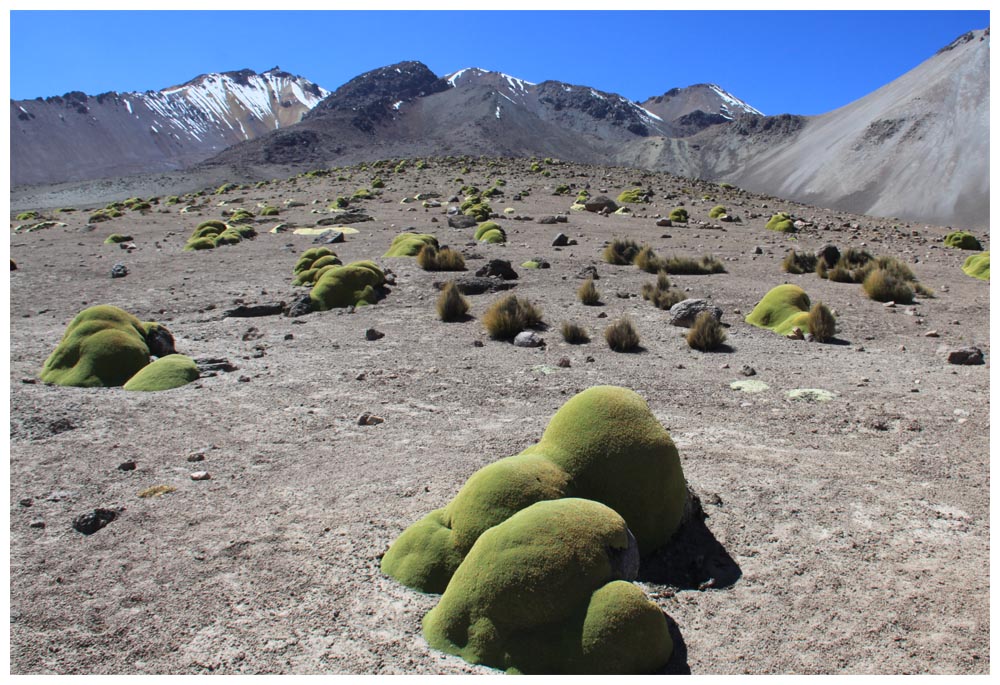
[[947, 346, 984, 365], [584, 195, 618, 213], [475, 259, 518, 280], [667, 299, 723, 328], [448, 215, 478, 229], [552, 233, 569, 247], [816, 244, 840, 267], [513, 331, 544, 348]]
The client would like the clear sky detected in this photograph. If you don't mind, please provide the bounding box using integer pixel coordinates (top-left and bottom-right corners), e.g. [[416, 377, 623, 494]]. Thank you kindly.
[[8, 9, 991, 116]]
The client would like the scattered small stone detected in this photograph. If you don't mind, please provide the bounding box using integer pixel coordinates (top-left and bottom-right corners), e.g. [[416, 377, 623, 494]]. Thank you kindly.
[[110, 263, 128, 278], [753, 246, 763, 255], [365, 328, 385, 341], [313, 230, 344, 244], [538, 216, 559, 225], [238, 376, 251, 383], [786, 327, 805, 340], [741, 365, 756, 377], [552, 233, 569, 247], [358, 413, 385, 426], [597, 311, 608, 318], [118, 460, 137, 471], [241, 327, 263, 341], [883, 301, 896, 308], [697, 578, 716, 591], [190, 471, 211, 481], [513, 331, 544, 348], [720, 363, 730, 369], [924, 330, 940, 337], [576, 265, 599, 280], [473, 340, 484, 347], [19, 498, 32, 507], [557, 357, 571, 368], [224, 302, 285, 318], [187, 453, 205, 462], [656, 218, 672, 227], [285, 295, 314, 317], [447, 215, 478, 229], [947, 346, 984, 365], [284, 333, 294, 340], [29, 520, 46, 529], [585, 356, 595, 363], [73, 508, 118, 535]]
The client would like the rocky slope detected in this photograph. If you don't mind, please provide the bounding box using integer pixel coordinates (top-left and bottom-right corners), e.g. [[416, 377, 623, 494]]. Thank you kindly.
[[11, 67, 329, 185]]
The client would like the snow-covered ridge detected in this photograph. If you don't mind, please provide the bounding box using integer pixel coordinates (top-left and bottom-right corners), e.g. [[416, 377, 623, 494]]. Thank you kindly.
[[446, 67, 536, 94], [708, 84, 763, 117]]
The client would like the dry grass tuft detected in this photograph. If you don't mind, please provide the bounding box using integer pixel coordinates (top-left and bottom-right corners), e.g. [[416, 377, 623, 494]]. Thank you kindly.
[[604, 317, 640, 352], [807, 302, 836, 342], [417, 244, 466, 271], [436, 281, 470, 322], [686, 310, 727, 351], [482, 294, 543, 340], [560, 321, 590, 344], [577, 278, 601, 305]]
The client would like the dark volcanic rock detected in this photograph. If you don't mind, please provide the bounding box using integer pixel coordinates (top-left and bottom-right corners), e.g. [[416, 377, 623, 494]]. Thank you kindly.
[[668, 299, 724, 328], [448, 215, 478, 229], [584, 196, 618, 213], [433, 277, 517, 295], [475, 259, 518, 280], [947, 347, 984, 365], [224, 302, 286, 318], [73, 508, 118, 535]]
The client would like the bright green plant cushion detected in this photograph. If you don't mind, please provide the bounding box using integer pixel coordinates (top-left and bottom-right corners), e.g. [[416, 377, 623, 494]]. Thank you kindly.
[[474, 222, 506, 243], [962, 251, 990, 280], [293, 247, 342, 286], [616, 188, 645, 204], [422, 498, 672, 674], [40, 305, 157, 387], [766, 212, 796, 232], [944, 231, 983, 250], [381, 385, 687, 593], [123, 354, 199, 391], [309, 260, 386, 310], [384, 232, 439, 257], [745, 284, 812, 335]]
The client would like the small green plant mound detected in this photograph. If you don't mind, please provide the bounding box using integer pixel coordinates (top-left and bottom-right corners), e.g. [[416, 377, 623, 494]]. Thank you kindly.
[[616, 188, 647, 204], [577, 278, 601, 305], [708, 205, 727, 219], [641, 271, 684, 310], [104, 234, 133, 244], [962, 252, 990, 280], [39, 305, 173, 388], [227, 208, 255, 223], [602, 238, 642, 265], [185, 237, 216, 251], [122, 354, 199, 391], [766, 212, 796, 232], [943, 231, 982, 250], [481, 186, 503, 199], [214, 183, 238, 195], [686, 311, 727, 351], [745, 284, 813, 336], [530, 162, 542, 173], [384, 232, 439, 257], [352, 188, 374, 200], [381, 386, 687, 594], [862, 268, 914, 303], [663, 254, 726, 275], [604, 317, 640, 352], [417, 244, 466, 271], [88, 209, 121, 223], [561, 321, 590, 344], [260, 206, 280, 217], [436, 281, 470, 322], [553, 184, 572, 196], [463, 201, 493, 222], [293, 247, 343, 286], [782, 250, 818, 274], [16, 211, 40, 221], [330, 196, 350, 209], [807, 302, 836, 342], [474, 222, 506, 244], [371, 176, 386, 189], [668, 207, 688, 223], [422, 498, 672, 674], [482, 294, 542, 340], [309, 261, 387, 311]]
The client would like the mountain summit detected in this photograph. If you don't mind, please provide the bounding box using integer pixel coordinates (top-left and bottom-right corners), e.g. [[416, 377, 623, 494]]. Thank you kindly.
[[11, 67, 328, 185]]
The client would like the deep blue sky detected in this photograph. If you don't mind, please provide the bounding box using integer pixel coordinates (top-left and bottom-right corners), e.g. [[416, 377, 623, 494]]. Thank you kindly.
[[9, 10, 990, 116]]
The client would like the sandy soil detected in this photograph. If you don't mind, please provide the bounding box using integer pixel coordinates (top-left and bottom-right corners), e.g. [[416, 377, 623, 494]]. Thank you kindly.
[[8, 158, 990, 674]]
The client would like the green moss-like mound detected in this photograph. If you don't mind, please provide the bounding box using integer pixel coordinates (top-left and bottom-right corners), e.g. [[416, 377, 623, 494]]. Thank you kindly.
[[213, 228, 243, 246], [423, 498, 671, 674], [668, 208, 688, 223], [309, 260, 387, 311], [474, 222, 507, 244], [39, 305, 164, 387], [384, 232, 439, 257], [104, 234, 133, 244], [708, 205, 727, 219], [744, 284, 813, 335], [463, 202, 492, 222], [962, 252, 990, 280], [381, 385, 687, 593], [944, 231, 982, 250], [293, 248, 343, 286], [184, 237, 216, 251], [616, 188, 646, 204], [766, 212, 796, 232], [123, 354, 199, 391]]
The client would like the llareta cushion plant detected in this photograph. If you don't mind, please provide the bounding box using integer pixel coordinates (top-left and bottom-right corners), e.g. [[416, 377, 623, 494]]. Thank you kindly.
[[39, 304, 192, 390], [422, 498, 673, 674], [308, 260, 387, 310], [745, 284, 817, 336], [381, 385, 688, 594]]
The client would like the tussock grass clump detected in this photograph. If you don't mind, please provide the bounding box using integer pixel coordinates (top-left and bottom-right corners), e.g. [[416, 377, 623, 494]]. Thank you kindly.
[[483, 295, 543, 340], [417, 244, 466, 271], [686, 311, 727, 351], [663, 254, 726, 275], [436, 281, 471, 322], [807, 302, 836, 342], [634, 246, 667, 273], [641, 271, 684, 310], [604, 317, 640, 352], [561, 321, 590, 344], [577, 278, 601, 305], [603, 238, 642, 265], [782, 250, 818, 274], [862, 268, 914, 303], [668, 207, 688, 223]]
